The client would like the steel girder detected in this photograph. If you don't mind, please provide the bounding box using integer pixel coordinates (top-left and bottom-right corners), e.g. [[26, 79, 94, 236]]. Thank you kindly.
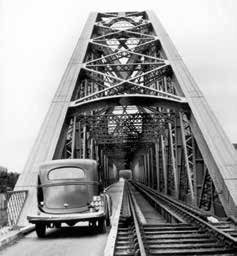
[[15, 11, 237, 226], [147, 11, 237, 217]]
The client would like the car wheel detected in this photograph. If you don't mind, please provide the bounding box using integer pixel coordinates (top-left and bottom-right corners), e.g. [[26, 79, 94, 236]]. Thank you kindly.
[[98, 219, 106, 233], [106, 212, 111, 227], [35, 223, 46, 238]]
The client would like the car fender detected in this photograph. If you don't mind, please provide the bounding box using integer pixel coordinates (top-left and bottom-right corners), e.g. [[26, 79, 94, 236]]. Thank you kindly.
[[104, 193, 112, 217]]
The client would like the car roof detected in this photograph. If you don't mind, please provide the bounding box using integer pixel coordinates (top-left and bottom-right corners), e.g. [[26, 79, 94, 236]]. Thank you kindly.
[[39, 159, 97, 169], [38, 159, 98, 181]]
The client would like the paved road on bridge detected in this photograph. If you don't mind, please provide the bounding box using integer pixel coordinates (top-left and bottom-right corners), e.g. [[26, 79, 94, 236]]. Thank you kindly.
[[0, 181, 124, 256], [1, 225, 108, 256]]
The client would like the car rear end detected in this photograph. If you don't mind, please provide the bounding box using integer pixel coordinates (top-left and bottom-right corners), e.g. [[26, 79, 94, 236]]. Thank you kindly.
[[27, 159, 110, 237]]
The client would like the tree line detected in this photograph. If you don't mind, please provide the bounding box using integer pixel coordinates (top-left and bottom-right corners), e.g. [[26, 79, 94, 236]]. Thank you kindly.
[[0, 167, 19, 193]]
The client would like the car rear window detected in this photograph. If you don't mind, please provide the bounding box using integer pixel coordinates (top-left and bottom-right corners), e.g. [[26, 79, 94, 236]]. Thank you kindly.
[[48, 167, 85, 180]]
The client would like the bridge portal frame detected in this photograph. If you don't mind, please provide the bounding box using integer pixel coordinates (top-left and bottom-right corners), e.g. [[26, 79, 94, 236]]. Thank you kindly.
[[13, 11, 237, 227]]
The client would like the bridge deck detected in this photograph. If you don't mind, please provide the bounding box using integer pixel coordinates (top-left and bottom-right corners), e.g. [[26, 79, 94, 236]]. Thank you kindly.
[[0, 181, 124, 256]]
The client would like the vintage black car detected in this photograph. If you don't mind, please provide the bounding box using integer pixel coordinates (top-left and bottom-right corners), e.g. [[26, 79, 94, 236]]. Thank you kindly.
[[27, 159, 112, 237]]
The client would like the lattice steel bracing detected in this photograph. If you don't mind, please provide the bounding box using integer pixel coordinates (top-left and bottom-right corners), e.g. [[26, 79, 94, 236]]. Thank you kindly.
[[15, 11, 237, 225]]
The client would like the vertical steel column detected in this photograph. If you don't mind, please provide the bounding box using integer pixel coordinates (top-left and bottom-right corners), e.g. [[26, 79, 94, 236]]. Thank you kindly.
[[82, 125, 87, 159], [194, 142, 205, 205], [150, 147, 154, 188], [143, 158, 146, 185], [104, 155, 109, 186], [95, 145, 98, 161], [168, 122, 178, 198], [100, 149, 105, 185], [141, 157, 145, 184], [71, 116, 77, 158], [144, 154, 148, 185], [155, 140, 160, 191], [147, 152, 151, 187], [104, 155, 107, 186], [175, 114, 182, 200], [106, 156, 109, 185], [74, 121, 81, 158], [192, 137, 198, 206], [179, 113, 195, 203], [161, 135, 167, 194], [90, 138, 94, 159]]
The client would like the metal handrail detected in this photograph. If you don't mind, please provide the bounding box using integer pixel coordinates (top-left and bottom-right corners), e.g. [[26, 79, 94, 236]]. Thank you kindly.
[[7, 190, 28, 228]]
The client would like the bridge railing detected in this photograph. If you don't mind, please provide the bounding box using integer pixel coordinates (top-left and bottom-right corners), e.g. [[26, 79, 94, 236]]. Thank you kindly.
[[7, 190, 28, 228]]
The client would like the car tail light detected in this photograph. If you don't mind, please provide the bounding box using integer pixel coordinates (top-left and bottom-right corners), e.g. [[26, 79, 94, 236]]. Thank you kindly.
[[90, 196, 104, 211]]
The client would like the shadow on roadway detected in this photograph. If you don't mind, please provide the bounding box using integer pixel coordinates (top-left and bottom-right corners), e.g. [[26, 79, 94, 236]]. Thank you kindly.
[[41, 225, 108, 239]]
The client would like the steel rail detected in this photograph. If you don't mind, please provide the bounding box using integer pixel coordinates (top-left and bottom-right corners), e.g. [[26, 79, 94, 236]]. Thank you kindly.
[[112, 181, 147, 256], [135, 182, 210, 219], [131, 181, 237, 249], [126, 182, 147, 256]]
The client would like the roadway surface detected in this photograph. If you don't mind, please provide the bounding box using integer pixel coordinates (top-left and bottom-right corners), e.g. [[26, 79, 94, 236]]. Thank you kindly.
[[0, 225, 108, 256], [0, 181, 124, 256]]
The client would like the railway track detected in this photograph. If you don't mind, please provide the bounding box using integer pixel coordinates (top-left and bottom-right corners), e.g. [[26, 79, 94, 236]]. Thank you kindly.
[[114, 182, 145, 256], [113, 181, 237, 255]]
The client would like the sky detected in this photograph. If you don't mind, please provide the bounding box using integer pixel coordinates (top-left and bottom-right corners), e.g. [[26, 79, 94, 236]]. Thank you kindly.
[[1, 0, 237, 172]]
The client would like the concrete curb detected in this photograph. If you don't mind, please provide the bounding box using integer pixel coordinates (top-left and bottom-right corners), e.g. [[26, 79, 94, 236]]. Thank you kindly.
[[104, 180, 125, 256], [0, 225, 34, 249]]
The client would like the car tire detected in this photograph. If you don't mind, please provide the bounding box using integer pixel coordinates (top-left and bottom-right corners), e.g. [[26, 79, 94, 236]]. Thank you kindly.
[[35, 223, 46, 238], [98, 219, 106, 233], [106, 213, 111, 227]]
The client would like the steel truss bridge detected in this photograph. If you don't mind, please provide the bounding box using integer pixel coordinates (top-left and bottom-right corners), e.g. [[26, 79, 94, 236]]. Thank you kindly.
[[10, 10, 237, 233]]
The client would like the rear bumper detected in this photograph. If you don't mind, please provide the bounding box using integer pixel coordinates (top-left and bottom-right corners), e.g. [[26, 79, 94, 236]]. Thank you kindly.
[[27, 210, 105, 224]]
